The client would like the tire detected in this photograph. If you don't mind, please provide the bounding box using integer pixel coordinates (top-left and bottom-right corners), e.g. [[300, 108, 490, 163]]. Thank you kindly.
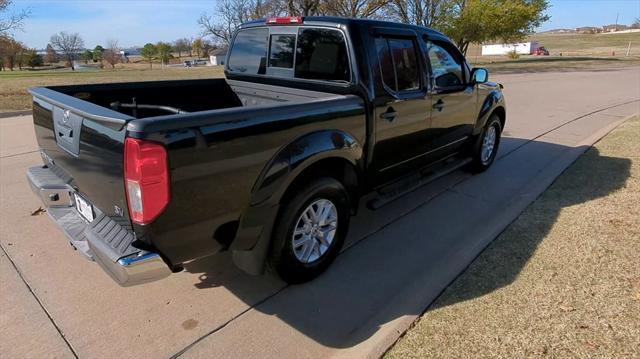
[[269, 177, 350, 284], [469, 114, 502, 173]]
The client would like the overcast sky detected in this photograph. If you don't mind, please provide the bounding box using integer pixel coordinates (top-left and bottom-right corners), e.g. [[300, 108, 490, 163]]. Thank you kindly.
[[6, 0, 640, 49]]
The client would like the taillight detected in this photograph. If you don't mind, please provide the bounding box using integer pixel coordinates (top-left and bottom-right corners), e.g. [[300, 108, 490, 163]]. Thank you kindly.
[[124, 137, 169, 225], [266, 16, 303, 25]]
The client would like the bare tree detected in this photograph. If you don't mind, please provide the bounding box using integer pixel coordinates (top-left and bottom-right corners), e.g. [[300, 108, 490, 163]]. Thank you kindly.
[[199, 0, 255, 46], [174, 38, 190, 58], [103, 39, 120, 69], [44, 43, 58, 64], [322, 0, 389, 17], [286, 0, 321, 16], [0, 0, 30, 36], [0, 35, 23, 70], [387, 0, 454, 28], [50, 31, 84, 70]]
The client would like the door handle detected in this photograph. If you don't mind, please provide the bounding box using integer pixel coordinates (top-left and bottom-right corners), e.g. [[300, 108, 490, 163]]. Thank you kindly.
[[433, 99, 444, 112], [380, 107, 398, 122]]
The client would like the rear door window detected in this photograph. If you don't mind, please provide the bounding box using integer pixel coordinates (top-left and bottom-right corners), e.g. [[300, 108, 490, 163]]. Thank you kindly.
[[375, 36, 421, 93]]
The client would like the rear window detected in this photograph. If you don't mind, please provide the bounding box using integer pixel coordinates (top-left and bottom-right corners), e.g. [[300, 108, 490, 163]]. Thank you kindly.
[[228, 27, 350, 82], [269, 34, 295, 68], [228, 28, 269, 75]]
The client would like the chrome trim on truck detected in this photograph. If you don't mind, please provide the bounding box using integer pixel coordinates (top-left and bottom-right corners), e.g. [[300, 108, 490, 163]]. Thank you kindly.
[[26, 165, 171, 286]]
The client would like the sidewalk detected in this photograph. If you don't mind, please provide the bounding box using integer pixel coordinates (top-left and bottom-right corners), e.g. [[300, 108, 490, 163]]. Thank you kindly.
[[387, 116, 640, 358]]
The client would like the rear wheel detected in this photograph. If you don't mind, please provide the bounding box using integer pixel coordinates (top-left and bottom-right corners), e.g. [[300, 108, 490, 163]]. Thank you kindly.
[[269, 177, 350, 284], [469, 114, 502, 173]]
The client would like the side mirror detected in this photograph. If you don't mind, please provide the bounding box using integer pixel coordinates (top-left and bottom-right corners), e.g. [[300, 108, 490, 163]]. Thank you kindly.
[[472, 68, 489, 84]]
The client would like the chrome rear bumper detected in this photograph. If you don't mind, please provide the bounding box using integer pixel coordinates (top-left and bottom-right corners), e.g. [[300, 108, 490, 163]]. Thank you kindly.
[[27, 165, 171, 286]]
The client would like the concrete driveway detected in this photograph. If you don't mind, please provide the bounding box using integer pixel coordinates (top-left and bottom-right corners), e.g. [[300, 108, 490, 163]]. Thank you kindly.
[[1, 67, 639, 358]]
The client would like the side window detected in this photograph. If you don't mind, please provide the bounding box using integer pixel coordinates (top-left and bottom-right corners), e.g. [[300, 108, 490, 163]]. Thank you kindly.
[[426, 41, 464, 88], [389, 38, 419, 91], [375, 36, 420, 93], [375, 37, 396, 90]]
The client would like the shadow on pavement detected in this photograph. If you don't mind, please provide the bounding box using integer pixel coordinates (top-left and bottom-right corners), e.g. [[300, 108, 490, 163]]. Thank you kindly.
[[182, 137, 631, 349]]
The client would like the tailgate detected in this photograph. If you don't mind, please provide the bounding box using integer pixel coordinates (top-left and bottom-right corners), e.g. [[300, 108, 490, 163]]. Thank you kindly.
[[30, 87, 133, 221]]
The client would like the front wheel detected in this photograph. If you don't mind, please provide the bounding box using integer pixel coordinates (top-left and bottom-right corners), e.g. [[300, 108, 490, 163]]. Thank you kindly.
[[469, 115, 502, 173], [269, 177, 350, 284]]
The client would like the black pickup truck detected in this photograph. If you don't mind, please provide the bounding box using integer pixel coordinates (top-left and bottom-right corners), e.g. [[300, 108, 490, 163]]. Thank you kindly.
[[27, 16, 505, 286]]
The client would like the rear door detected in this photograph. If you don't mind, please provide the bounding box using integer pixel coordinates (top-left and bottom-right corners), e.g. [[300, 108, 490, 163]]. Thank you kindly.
[[370, 30, 431, 184], [423, 38, 477, 156]]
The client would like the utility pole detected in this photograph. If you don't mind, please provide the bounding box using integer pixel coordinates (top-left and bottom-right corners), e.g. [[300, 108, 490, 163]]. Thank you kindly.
[[615, 12, 619, 31]]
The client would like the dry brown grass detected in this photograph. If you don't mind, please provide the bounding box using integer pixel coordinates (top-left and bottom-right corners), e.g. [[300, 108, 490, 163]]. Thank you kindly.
[[386, 116, 640, 358], [0, 66, 225, 112]]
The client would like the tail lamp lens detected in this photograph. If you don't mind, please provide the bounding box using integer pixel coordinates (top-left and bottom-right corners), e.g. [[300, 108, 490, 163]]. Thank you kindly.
[[124, 138, 169, 224]]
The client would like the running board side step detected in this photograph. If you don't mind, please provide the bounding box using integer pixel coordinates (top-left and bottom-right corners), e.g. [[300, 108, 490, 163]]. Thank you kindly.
[[367, 157, 472, 210]]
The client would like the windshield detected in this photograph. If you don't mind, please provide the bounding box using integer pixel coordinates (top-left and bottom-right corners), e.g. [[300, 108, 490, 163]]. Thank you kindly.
[[227, 27, 351, 83]]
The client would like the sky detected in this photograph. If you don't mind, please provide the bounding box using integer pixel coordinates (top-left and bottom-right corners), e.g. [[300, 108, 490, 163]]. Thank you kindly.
[[6, 0, 640, 49]]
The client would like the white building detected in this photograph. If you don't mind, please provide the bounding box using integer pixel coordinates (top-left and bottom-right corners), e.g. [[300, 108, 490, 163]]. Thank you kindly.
[[209, 48, 228, 66], [481, 41, 540, 55]]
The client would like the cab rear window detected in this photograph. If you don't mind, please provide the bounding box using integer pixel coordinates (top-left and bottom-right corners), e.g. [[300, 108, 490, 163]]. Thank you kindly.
[[228, 27, 350, 82]]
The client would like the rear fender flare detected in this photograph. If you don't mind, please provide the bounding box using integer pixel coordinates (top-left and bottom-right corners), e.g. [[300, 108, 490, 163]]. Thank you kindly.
[[231, 130, 362, 262], [251, 129, 363, 206]]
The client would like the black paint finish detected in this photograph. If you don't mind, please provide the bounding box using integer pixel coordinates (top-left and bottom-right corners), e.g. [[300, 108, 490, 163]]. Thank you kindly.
[[29, 17, 506, 273]]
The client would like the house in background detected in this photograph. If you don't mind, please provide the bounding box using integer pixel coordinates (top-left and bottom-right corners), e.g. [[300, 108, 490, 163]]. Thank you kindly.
[[119, 47, 141, 63], [481, 41, 540, 55], [209, 48, 228, 66]]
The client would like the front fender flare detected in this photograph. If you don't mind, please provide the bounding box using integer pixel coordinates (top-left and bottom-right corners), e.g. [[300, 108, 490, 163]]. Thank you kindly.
[[474, 89, 505, 135]]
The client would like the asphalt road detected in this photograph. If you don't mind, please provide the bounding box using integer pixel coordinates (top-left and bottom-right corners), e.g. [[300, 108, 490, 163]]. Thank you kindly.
[[1, 67, 639, 359]]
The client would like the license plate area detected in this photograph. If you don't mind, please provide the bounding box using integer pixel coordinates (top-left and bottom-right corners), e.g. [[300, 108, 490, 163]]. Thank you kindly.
[[74, 193, 95, 222]]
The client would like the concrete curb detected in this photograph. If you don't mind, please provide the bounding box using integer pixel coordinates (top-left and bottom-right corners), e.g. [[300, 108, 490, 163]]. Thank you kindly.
[[0, 111, 31, 119]]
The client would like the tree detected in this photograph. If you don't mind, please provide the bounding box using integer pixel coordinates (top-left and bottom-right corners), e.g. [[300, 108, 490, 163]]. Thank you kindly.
[[387, 0, 454, 28], [81, 49, 92, 64], [174, 38, 190, 58], [201, 39, 215, 57], [445, 0, 550, 55], [198, 0, 255, 46], [93, 45, 104, 63], [632, 18, 640, 29], [0, 36, 23, 70], [286, 0, 321, 15], [44, 43, 58, 64], [321, 0, 389, 18], [156, 41, 172, 66], [192, 37, 203, 58], [140, 43, 156, 68], [50, 31, 84, 70], [0, 0, 30, 36], [20, 48, 42, 67], [103, 39, 119, 69]]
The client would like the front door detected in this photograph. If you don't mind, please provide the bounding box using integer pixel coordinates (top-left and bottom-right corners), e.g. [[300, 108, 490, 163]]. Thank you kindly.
[[423, 39, 477, 157], [371, 33, 431, 184]]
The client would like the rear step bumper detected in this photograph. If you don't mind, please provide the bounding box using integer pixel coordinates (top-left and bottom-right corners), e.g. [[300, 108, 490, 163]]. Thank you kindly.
[[27, 165, 171, 286]]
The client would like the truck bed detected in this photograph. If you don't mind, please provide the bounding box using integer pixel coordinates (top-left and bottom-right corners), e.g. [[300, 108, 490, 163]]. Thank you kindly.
[[40, 78, 339, 119]]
